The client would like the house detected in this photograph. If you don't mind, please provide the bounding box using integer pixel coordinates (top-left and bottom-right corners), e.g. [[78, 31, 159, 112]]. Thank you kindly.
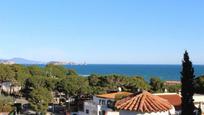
[[78, 91, 132, 115], [164, 81, 181, 86], [0, 81, 21, 95], [115, 91, 175, 115], [51, 91, 67, 104], [155, 93, 204, 115], [154, 93, 182, 114], [193, 94, 204, 114]]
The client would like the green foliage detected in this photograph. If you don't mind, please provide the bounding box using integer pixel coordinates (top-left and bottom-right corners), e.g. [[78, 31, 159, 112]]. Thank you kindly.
[[195, 75, 204, 94], [56, 75, 90, 96], [88, 74, 150, 94], [1, 62, 200, 115], [89, 86, 107, 95], [0, 95, 14, 112], [28, 65, 45, 76], [44, 77, 58, 91], [149, 77, 164, 93], [15, 73, 32, 87], [126, 76, 150, 91], [10, 64, 31, 86], [181, 51, 195, 115], [22, 76, 58, 99], [88, 74, 101, 86], [29, 88, 52, 113], [45, 64, 77, 78], [0, 64, 15, 81], [0, 64, 76, 98], [165, 84, 181, 93], [115, 93, 131, 101]]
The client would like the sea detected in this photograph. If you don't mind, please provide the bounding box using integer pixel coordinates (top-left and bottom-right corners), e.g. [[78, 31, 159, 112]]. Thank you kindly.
[[61, 64, 204, 81]]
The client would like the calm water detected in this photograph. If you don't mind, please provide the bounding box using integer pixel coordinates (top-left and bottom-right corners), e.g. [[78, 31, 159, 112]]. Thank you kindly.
[[63, 64, 204, 81]]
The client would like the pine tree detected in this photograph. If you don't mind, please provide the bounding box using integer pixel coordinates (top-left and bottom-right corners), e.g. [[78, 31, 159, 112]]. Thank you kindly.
[[181, 51, 195, 115]]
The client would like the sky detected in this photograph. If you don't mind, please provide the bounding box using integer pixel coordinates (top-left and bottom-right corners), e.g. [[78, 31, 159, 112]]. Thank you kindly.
[[0, 0, 203, 64]]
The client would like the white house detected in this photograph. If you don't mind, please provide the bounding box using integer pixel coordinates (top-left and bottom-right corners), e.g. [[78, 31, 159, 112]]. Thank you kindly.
[[154, 93, 182, 115], [115, 91, 176, 115], [0, 81, 21, 95], [155, 93, 204, 115], [193, 94, 204, 114], [78, 91, 132, 115]]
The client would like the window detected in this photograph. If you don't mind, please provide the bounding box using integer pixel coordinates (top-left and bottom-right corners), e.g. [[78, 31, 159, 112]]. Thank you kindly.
[[86, 109, 89, 114], [99, 99, 102, 105], [102, 100, 105, 105], [107, 100, 113, 108]]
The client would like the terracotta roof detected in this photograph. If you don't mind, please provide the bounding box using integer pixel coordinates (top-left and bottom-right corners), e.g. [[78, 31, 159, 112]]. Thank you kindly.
[[96, 92, 132, 99], [115, 91, 173, 113], [164, 81, 181, 86], [156, 94, 181, 110]]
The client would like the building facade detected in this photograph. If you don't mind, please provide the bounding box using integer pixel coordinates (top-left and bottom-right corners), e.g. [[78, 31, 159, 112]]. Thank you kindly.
[[78, 92, 132, 115]]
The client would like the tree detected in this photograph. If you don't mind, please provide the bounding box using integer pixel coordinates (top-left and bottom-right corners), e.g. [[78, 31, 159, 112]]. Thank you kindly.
[[22, 78, 33, 99], [45, 64, 77, 78], [56, 76, 90, 97], [0, 95, 13, 112], [88, 74, 100, 86], [87, 74, 150, 94], [165, 84, 181, 93], [0, 64, 15, 81], [126, 76, 150, 91], [44, 77, 58, 91], [150, 77, 164, 93], [29, 88, 52, 114], [181, 51, 195, 115], [194, 75, 204, 94], [28, 65, 45, 76]]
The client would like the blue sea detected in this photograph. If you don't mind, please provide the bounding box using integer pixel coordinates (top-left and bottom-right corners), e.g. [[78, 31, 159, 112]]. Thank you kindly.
[[63, 64, 204, 81]]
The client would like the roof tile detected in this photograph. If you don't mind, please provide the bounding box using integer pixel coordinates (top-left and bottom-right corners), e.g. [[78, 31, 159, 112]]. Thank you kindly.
[[115, 91, 173, 113], [96, 92, 132, 99]]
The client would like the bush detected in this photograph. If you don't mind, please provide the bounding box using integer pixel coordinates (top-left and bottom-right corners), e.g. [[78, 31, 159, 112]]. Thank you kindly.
[[195, 75, 204, 94], [0, 95, 13, 112], [165, 84, 181, 93]]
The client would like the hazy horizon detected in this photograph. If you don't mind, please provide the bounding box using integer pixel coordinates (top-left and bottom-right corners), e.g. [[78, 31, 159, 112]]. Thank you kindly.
[[0, 0, 203, 64], [2, 57, 204, 65]]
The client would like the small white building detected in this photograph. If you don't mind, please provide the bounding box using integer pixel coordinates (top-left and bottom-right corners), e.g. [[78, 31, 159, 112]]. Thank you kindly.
[[115, 91, 175, 115], [193, 94, 204, 114], [79, 91, 132, 115], [0, 81, 21, 95]]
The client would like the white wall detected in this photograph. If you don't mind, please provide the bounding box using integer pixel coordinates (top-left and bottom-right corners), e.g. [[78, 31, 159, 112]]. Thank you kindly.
[[106, 111, 119, 115], [93, 96, 114, 106], [193, 94, 204, 113], [93, 96, 114, 112], [79, 96, 116, 115], [82, 101, 98, 115]]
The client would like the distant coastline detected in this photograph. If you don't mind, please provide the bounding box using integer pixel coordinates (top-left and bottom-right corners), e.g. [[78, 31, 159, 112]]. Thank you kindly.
[[1, 59, 204, 81], [27, 64, 204, 81]]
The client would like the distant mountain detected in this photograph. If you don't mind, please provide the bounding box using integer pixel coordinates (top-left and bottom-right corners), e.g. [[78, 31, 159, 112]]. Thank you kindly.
[[10, 58, 44, 64], [0, 58, 83, 65], [0, 58, 44, 64]]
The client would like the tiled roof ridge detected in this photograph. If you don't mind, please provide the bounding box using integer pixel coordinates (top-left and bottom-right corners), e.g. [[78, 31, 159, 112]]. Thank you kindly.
[[115, 91, 173, 113], [96, 91, 132, 99]]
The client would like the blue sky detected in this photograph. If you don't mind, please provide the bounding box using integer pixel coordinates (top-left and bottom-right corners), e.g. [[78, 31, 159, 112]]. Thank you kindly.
[[0, 0, 203, 64]]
